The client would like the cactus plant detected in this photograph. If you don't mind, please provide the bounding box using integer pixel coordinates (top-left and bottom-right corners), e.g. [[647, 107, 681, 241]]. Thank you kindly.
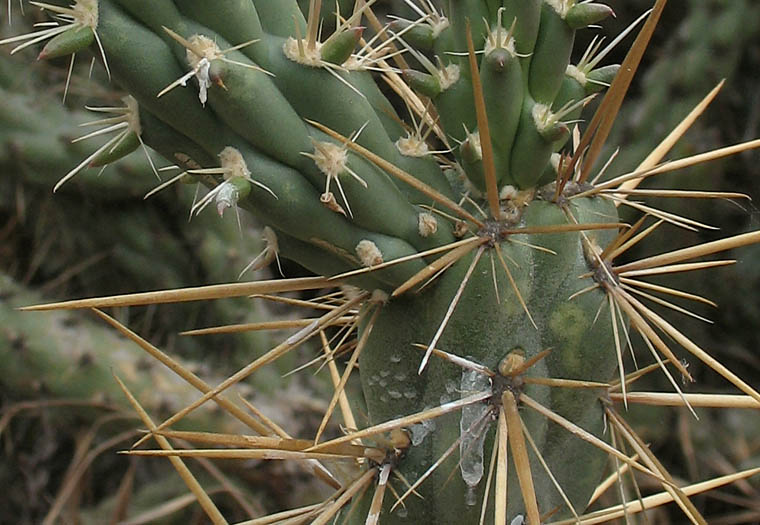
[[4, 0, 760, 523]]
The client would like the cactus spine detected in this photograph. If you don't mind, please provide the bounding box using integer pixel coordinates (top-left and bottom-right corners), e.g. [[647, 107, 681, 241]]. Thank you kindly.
[[5, 1, 760, 523]]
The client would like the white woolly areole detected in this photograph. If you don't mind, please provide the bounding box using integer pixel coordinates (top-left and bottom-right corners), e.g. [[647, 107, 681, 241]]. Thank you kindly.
[[532, 102, 556, 133], [418, 212, 438, 237], [396, 135, 430, 157], [218, 147, 251, 181], [74, 0, 98, 29], [356, 240, 383, 267], [283, 37, 323, 66], [437, 63, 461, 91], [310, 139, 349, 178], [566, 64, 588, 86], [484, 30, 516, 57], [499, 185, 518, 201]]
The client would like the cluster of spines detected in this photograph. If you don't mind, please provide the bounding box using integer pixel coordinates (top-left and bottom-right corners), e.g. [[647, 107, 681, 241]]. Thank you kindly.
[[396, 1, 617, 192], [5, 1, 760, 524]]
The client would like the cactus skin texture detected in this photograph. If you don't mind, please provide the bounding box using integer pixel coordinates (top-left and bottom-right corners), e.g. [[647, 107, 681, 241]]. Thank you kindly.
[[5, 0, 760, 523], [359, 195, 621, 522]]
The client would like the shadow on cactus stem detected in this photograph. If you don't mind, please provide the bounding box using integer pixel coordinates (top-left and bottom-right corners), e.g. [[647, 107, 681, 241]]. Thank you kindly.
[[5, 0, 760, 523]]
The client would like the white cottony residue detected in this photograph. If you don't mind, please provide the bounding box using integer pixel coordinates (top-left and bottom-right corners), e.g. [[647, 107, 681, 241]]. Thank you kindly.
[[440, 379, 458, 405], [511, 515, 525, 525], [459, 367, 491, 491], [410, 416, 436, 446], [195, 58, 211, 105], [465, 486, 477, 506]]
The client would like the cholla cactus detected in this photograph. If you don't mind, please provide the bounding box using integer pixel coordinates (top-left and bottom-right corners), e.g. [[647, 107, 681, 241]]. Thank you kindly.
[[7, 0, 760, 523]]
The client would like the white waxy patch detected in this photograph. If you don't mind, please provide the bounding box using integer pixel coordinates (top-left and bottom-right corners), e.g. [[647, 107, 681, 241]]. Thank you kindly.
[[465, 486, 477, 506], [215, 180, 239, 215], [356, 240, 383, 267], [459, 368, 491, 490], [185, 35, 221, 105], [410, 416, 436, 446], [195, 58, 211, 104], [418, 212, 438, 237]]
